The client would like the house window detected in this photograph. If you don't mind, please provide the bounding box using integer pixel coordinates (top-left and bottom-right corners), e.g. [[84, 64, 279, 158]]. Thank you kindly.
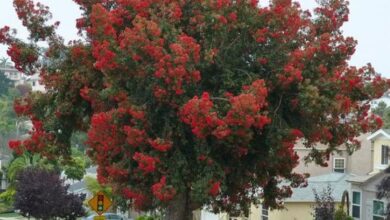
[[333, 158, 345, 173], [352, 191, 361, 219], [381, 145, 389, 165], [373, 200, 385, 220], [262, 205, 268, 220]]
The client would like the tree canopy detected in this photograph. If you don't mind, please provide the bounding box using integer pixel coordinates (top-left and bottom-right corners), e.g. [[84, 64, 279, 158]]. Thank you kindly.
[[0, 70, 13, 96], [14, 167, 85, 220], [1, 0, 389, 219]]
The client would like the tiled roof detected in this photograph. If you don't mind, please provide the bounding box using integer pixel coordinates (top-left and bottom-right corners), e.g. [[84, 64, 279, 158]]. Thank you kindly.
[[285, 173, 350, 202]]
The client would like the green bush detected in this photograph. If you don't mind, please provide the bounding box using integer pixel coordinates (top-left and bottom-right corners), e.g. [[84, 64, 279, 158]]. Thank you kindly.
[[136, 216, 155, 220], [334, 207, 353, 220]]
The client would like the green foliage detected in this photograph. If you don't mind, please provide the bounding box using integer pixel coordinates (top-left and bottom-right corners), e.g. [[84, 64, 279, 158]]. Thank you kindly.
[[136, 216, 156, 220], [0, 152, 57, 205], [334, 206, 353, 220], [63, 156, 86, 180], [71, 132, 88, 150], [0, 188, 16, 207], [0, 92, 17, 134], [84, 176, 112, 197], [0, 71, 13, 96]]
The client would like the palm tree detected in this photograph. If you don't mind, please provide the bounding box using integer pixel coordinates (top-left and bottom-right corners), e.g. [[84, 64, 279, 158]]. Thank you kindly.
[[0, 57, 12, 68], [0, 152, 52, 205]]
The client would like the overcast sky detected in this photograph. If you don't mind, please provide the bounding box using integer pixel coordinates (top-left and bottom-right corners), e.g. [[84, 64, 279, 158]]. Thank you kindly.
[[1, 0, 389, 77]]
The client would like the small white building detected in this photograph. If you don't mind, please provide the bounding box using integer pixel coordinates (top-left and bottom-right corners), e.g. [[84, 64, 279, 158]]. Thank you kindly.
[[371, 91, 390, 109], [0, 66, 44, 92]]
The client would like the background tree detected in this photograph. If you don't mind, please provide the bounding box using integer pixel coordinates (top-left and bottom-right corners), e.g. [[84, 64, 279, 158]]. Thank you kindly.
[[14, 167, 85, 220], [312, 185, 335, 220], [0, 152, 55, 206], [372, 101, 390, 129], [0, 71, 13, 96], [0, 94, 17, 135], [63, 156, 86, 181], [334, 207, 353, 220], [85, 175, 112, 197], [1, 0, 389, 219], [0, 57, 12, 68]]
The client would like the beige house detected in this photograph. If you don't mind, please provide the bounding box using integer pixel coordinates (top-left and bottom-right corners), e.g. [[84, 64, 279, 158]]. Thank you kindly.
[[201, 135, 372, 220], [293, 133, 372, 177], [247, 134, 372, 220], [346, 129, 390, 220], [256, 130, 390, 220], [252, 173, 348, 220], [200, 131, 390, 220]]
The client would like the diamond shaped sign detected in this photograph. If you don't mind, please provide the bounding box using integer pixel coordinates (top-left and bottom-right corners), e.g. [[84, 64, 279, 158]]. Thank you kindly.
[[88, 191, 112, 215]]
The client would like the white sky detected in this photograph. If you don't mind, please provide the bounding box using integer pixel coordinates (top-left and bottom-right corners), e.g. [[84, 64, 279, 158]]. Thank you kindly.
[[0, 0, 389, 77]]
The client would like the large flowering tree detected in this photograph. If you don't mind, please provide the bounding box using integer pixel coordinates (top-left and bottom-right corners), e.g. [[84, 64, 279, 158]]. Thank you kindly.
[[1, 0, 388, 219]]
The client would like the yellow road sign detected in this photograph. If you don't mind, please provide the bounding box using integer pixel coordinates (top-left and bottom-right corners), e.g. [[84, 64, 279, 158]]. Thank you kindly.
[[88, 191, 112, 215], [93, 216, 106, 220]]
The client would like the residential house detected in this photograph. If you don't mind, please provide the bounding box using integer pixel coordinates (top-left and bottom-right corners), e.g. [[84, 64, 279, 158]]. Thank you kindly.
[[252, 173, 350, 220], [346, 129, 390, 220], [217, 133, 374, 220], [293, 133, 372, 177], [0, 66, 44, 92], [371, 91, 390, 109]]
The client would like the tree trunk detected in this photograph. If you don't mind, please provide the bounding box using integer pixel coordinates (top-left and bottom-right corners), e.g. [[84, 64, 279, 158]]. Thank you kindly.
[[164, 193, 193, 220]]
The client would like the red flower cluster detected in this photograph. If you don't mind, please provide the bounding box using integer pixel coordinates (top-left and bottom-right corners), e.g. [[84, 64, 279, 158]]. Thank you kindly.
[[8, 119, 53, 154], [278, 63, 303, 87], [7, 43, 38, 72], [13, 0, 58, 41], [180, 80, 271, 141], [148, 138, 173, 152], [123, 126, 146, 147], [153, 34, 201, 96], [105, 166, 129, 181], [0, 26, 10, 44], [255, 28, 268, 43], [13, 98, 32, 116], [8, 140, 23, 155], [180, 92, 224, 138], [123, 188, 147, 210], [133, 152, 158, 174], [151, 176, 176, 202], [92, 40, 118, 71], [209, 181, 221, 197]]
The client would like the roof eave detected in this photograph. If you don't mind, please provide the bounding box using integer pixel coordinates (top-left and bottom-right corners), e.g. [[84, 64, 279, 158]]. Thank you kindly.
[[367, 129, 390, 141]]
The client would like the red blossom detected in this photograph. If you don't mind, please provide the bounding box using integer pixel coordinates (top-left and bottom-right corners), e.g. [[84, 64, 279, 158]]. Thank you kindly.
[[290, 129, 304, 138], [133, 152, 158, 174], [0, 26, 10, 44], [148, 138, 172, 152], [151, 176, 176, 202], [228, 12, 237, 22], [255, 28, 268, 43], [209, 181, 221, 197], [123, 188, 147, 210], [13, 98, 32, 116], [92, 40, 118, 71], [123, 126, 146, 147]]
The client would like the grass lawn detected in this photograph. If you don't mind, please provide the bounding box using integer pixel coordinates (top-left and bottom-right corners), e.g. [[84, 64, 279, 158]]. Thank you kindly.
[[0, 212, 21, 218]]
